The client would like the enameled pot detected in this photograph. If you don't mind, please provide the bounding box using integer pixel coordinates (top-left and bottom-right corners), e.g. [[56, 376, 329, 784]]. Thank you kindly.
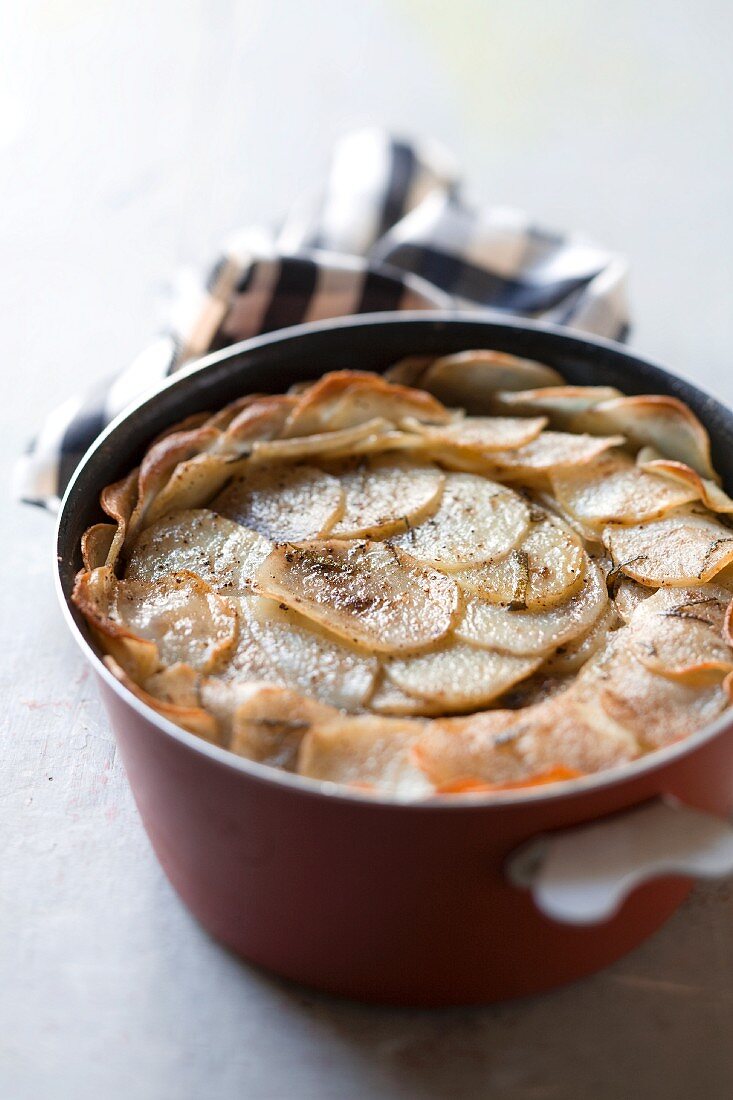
[[56, 313, 733, 1006]]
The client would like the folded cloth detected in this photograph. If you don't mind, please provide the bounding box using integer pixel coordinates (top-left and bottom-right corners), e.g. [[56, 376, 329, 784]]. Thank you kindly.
[[16, 128, 629, 512]]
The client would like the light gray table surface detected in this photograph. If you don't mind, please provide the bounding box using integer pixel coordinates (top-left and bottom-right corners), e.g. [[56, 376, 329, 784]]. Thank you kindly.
[[3, 2, 733, 1097]]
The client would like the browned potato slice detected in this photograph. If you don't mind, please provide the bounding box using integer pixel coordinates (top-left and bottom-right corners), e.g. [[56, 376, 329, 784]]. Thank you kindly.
[[586, 646, 731, 751], [74, 567, 237, 675], [638, 455, 733, 515], [254, 540, 459, 653], [456, 562, 608, 656], [571, 395, 716, 479], [385, 643, 542, 712], [419, 350, 562, 410], [297, 713, 432, 798], [250, 418, 392, 463], [542, 604, 621, 674], [330, 458, 444, 539], [105, 656, 220, 742], [552, 453, 698, 528], [404, 415, 548, 453], [413, 693, 639, 789], [126, 509, 271, 592], [603, 507, 733, 586], [391, 473, 530, 569], [453, 512, 587, 610], [486, 431, 625, 478], [383, 356, 433, 386], [212, 464, 344, 540], [491, 386, 622, 426], [282, 370, 450, 437], [626, 585, 733, 680], [229, 685, 338, 770]]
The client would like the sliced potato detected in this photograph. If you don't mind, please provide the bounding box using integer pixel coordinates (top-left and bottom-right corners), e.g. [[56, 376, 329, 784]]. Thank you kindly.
[[552, 453, 697, 528], [143, 452, 248, 529], [105, 656, 220, 742], [542, 604, 621, 674], [75, 567, 237, 675], [368, 676, 447, 717], [385, 643, 542, 712], [404, 415, 548, 453], [282, 371, 449, 437], [456, 562, 608, 656], [491, 386, 622, 426], [452, 512, 587, 610], [585, 645, 731, 750], [419, 350, 562, 410], [413, 693, 639, 788], [571, 395, 716, 480], [626, 585, 733, 680], [211, 464, 343, 540], [126, 509, 272, 593], [639, 456, 733, 515], [603, 506, 733, 586], [330, 457, 444, 539], [245, 596, 378, 710], [612, 577, 652, 622], [391, 473, 530, 569], [229, 685, 338, 770], [486, 431, 625, 478], [250, 417, 392, 463], [383, 355, 433, 386], [254, 539, 459, 653], [297, 713, 432, 798]]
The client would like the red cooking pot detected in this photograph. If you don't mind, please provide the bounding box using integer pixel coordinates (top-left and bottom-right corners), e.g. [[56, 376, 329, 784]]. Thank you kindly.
[[55, 313, 733, 1006]]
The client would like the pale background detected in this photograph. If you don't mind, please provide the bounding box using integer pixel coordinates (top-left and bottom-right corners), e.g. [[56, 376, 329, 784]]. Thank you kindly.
[[3, 2, 733, 1097]]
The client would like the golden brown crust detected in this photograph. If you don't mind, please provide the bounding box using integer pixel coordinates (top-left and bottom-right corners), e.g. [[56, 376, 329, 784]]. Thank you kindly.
[[71, 360, 733, 798]]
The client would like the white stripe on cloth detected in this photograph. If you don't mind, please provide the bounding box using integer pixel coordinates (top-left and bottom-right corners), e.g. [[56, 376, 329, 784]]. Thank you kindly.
[[16, 128, 631, 511]]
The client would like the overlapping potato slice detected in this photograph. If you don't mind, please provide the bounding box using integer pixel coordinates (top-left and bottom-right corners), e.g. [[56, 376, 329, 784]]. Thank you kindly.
[[570, 395, 717, 479], [542, 604, 621, 674], [413, 693, 640, 789], [485, 431, 625, 479], [211, 465, 343, 540], [105, 656, 220, 741], [456, 562, 608, 656], [281, 371, 449, 437], [552, 453, 698, 528], [329, 457, 444, 538], [244, 595, 378, 709], [227, 684, 339, 771], [582, 643, 731, 751], [638, 454, 733, 515], [297, 713, 432, 797], [491, 386, 622, 426], [254, 539, 459, 653], [249, 418, 393, 463], [452, 512, 587, 610], [419, 350, 562, 410], [74, 567, 237, 676], [368, 676, 448, 717], [385, 643, 543, 712], [404, 415, 547, 454], [391, 473, 530, 569], [612, 577, 652, 622], [603, 506, 733, 586], [126, 509, 271, 593], [383, 355, 433, 386], [625, 585, 733, 681]]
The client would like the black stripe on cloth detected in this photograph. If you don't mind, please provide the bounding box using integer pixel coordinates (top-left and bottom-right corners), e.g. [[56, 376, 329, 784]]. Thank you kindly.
[[376, 140, 417, 239], [355, 266, 409, 314], [259, 256, 320, 333], [57, 384, 110, 498], [382, 242, 604, 313]]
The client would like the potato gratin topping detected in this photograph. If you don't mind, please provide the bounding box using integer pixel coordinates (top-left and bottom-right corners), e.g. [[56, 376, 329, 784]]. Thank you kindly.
[[73, 352, 733, 797]]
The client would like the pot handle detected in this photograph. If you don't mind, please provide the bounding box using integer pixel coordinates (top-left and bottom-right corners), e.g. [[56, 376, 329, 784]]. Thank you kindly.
[[506, 797, 733, 926]]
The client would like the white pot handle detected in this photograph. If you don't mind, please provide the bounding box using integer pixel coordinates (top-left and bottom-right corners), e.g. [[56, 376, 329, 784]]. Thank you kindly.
[[506, 797, 733, 925]]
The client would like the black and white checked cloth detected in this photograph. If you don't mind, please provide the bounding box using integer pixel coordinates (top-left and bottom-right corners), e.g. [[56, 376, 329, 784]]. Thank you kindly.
[[16, 128, 630, 511]]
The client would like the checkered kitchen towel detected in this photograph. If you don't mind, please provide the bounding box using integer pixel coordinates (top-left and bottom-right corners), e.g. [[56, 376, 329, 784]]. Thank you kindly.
[[16, 128, 630, 511]]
